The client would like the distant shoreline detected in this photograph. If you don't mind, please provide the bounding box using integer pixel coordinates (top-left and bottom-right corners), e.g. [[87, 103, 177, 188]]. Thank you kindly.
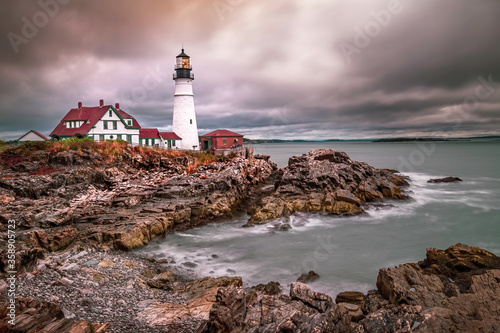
[[245, 136, 500, 144]]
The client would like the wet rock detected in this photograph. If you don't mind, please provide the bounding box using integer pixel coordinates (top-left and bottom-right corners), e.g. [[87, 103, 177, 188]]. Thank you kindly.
[[154, 271, 177, 283], [248, 149, 408, 224], [428, 176, 463, 183], [182, 261, 198, 268], [0, 297, 109, 333], [205, 282, 351, 333], [251, 281, 282, 295], [290, 282, 333, 313], [335, 291, 366, 311], [297, 270, 320, 283], [97, 259, 115, 267], [337, 302, 364, 322]]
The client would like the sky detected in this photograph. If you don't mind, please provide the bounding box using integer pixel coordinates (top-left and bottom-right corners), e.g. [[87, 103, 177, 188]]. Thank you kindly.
[[1, 0, 500, 140]]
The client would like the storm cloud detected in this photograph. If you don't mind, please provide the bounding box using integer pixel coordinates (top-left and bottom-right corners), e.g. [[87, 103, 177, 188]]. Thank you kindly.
[[1, 0, 499, 140]]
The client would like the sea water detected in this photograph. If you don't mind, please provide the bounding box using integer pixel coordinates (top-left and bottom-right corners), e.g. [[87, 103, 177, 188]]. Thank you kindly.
[[138, 139, 500, 297]]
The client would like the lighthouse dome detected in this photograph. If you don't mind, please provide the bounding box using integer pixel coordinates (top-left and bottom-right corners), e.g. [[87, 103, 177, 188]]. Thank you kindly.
[[177, 49, 190, 58]]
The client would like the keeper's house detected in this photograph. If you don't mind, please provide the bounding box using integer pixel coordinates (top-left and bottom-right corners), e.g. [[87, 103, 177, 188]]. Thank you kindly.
[[50, 100, 182, 149], [50, 100, 141, 144]]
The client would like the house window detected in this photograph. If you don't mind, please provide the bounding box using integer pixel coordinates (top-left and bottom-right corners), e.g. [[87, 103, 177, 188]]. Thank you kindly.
[[113, 121, 117, 130], [151, 139, 155, 146], [223, 138, 227, 145], [109, 110, 112, 117], [172, 140, 176, 147], [99, 134, 104, 141], [145, 139, 149, 146], [117, 134, 122, 140], [128, 120, 132, 125], [110, 135, 114, 139], [127, 135, 132, 143], [103, 121, 108, 129], [234, 138, 238, 144], [190, 119, 193, 124]]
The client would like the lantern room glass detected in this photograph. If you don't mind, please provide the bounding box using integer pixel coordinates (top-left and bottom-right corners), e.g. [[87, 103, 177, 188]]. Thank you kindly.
[[176, 57, 190, 69]]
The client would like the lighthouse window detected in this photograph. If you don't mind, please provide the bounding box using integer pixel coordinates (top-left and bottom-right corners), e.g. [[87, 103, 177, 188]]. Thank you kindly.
[[190, 119, 193, 124]]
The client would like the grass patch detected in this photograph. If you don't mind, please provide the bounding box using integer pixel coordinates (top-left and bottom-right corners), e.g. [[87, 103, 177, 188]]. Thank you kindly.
[[0, 138, 225, 170]]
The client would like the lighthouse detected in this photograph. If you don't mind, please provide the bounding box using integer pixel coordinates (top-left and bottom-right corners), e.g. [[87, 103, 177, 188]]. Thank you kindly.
[[172, 48, 199, 150]]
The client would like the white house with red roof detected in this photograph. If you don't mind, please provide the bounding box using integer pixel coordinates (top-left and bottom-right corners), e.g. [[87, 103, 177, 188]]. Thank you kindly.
[[50, 99, 183, 149], [50, 100, 142, 145], [138, 129, 181, 149]]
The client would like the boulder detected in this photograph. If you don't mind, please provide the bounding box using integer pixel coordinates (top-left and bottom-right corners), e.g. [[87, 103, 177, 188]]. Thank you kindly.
[[428, 177, 463, 183], [297, 270, 320, 283], [290, 282, 333, 313], [335, 291, 366, 311], [248, 149, 408, 224]]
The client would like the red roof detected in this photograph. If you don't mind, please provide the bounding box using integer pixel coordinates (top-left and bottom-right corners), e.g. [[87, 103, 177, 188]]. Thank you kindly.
[[201, 129, 244, 137], [19, 130, 49, 141], [159, 132, 181, 140], [50, 105, 141, 137], [117, 109, 141, 128], [139, 128, 161, 139]]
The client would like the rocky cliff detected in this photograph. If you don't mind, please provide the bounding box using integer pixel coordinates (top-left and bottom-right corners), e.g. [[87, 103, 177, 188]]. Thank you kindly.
[[0, 146, 276, 276], [247, 149, 409, 224], [203, 243, 500, 333]]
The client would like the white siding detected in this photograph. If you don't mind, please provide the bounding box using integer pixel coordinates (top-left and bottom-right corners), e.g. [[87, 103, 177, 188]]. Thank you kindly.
[[87, 108, 140, 144], [18, 131, 46, 142], [172, 78, 199, 150]]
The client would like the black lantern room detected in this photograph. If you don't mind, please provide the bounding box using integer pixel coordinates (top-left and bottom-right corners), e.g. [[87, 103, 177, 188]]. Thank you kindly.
[[174, 49, 194, 80]]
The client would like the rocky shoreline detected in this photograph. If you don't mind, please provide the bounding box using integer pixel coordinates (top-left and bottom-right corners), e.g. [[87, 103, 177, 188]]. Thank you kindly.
[[1, 145, 498, 332], [2, 243, 499, 332]]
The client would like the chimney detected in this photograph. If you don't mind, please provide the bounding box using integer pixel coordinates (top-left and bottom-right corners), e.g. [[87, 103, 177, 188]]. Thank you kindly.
[[99, 99, 104, 107], [115, 103, 120, 110], [78, 102, 82, 109]]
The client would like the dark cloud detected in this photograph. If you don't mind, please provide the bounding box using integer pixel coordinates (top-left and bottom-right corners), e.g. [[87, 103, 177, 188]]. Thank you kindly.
[[1, 0, 499, 140]]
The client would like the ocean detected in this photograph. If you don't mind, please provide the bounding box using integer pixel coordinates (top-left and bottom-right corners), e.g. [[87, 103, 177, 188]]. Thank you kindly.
[[138, 139, 500, 297]]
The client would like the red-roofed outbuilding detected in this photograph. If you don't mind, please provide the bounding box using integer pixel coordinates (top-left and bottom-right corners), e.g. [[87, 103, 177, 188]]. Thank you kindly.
[[18, 130, 49, 142], [201, 129, 244, 151]]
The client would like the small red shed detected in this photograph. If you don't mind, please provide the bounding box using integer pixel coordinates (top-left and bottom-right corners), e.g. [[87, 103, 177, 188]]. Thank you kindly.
[[201, 129, 244, 151]]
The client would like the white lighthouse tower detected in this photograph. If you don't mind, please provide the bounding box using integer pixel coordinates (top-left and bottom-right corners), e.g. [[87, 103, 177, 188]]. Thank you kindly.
[[172, 48, 199, 150]]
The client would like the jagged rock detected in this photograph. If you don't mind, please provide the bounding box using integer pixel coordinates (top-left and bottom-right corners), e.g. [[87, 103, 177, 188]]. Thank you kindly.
[[335, 291, 366, 311], [361, 244, 500, 332], [290, 282, 333, 313], [297, 270, 320, 283], [154, 271, 177, 283], [337, 302, 364, 322], [205, 282, 351, 333], [202, 244, 500, 333], [247, 149, 408, 224], [428, 176, 463, 183], [0, 297, 109, 332], [254, 154, 271, 161], [138, 302, 191, 326], [251, 281, 282, 295]]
